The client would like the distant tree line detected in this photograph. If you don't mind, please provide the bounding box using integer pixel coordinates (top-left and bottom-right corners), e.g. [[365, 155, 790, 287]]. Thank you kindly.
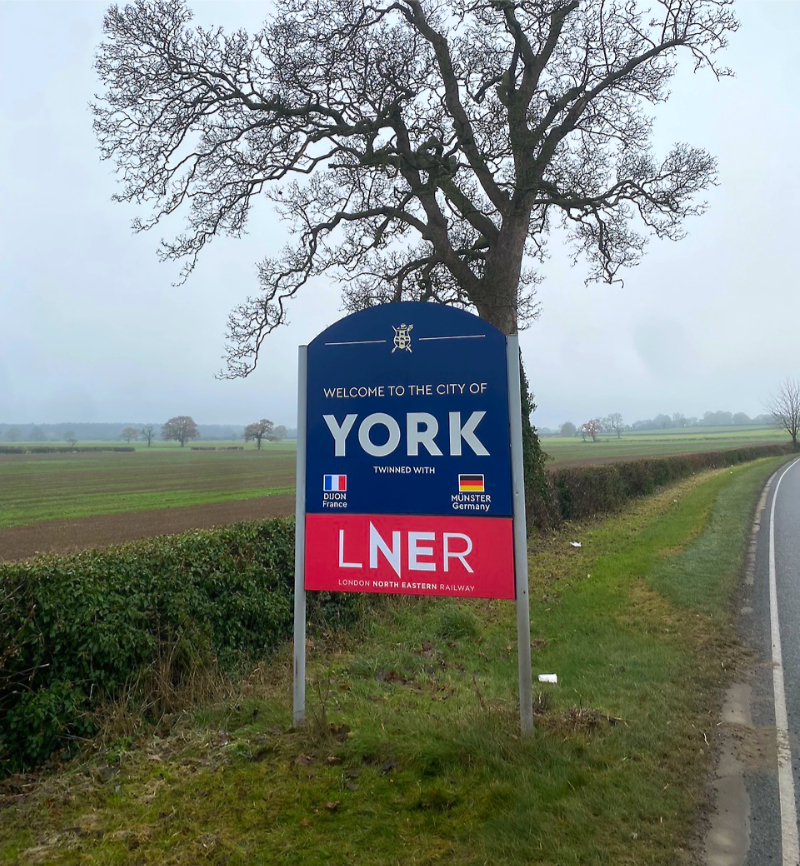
[[538, 410, 775, 439], [0, 422, 297, 444], [627, 410, 772, 430]]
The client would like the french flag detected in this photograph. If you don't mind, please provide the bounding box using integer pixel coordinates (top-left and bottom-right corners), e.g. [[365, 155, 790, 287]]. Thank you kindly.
[[324, 474, 347, 492]]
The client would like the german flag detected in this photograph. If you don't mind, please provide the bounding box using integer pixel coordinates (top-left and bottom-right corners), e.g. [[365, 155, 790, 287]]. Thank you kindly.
[[458, 474, 485, 493]]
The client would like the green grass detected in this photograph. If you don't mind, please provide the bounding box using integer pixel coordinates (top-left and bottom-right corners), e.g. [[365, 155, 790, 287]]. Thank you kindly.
[[0, 448, 296, 528], [0, 456, 786, 865], [647, 462, 770, 616], [541, 424, 785, 465]]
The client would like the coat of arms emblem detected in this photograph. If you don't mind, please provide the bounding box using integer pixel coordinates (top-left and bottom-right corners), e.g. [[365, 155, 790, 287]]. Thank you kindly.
[[392, 323, 413, 353]]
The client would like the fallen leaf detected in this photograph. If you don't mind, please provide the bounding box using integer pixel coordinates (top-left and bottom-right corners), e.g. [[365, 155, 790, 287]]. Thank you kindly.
[[376, 670, 411, 685], [325, 801, 341, 812], [329, 723, 351, 741]]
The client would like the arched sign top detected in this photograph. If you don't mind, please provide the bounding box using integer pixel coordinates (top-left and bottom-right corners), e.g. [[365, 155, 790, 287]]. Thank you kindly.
[[308, 301, 506, 352]]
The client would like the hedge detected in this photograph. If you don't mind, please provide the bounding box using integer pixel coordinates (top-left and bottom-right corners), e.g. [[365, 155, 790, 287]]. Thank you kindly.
[[0, 518, 370, 774], [530, 442, 791, 526]]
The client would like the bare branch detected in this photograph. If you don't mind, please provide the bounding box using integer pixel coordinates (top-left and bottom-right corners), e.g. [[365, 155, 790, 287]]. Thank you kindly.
[[93, 0, 738, 371], [768, 379, 800, 450]]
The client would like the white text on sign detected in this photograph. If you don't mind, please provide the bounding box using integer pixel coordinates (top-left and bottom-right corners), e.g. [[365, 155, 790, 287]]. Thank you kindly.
[[322, 382, 489, 399], [323, 411, 489, 457], [338, 523, 474, 577]]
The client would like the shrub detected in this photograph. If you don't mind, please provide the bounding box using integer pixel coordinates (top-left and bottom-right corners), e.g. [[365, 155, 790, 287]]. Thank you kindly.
[[0, 518, 369, 773], [538, 443, 789, 525]]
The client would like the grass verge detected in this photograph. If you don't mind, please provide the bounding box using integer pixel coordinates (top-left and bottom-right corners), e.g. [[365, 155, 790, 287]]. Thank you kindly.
[[0, 457, 786, 865]]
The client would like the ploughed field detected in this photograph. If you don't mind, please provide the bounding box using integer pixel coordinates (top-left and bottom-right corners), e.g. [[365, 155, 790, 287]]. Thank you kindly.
[[0, 444, 295, 561], [0, 427, 784, 560]]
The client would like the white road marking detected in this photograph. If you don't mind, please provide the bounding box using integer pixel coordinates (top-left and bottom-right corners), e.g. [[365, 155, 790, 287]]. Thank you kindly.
[[768, 457, 800, 866]]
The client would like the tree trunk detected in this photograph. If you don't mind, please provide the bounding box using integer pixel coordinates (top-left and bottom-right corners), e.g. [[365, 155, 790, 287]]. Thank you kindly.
[[517, 353, 553, 532], [471, 236, 551, 532], [475, 221, 528, 337]]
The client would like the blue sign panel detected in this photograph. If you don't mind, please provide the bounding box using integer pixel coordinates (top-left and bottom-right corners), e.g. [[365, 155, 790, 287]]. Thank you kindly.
[[305, 302, 512, 517]]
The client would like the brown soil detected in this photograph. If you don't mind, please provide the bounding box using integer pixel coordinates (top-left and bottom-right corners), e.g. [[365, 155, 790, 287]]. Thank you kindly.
[[0, 496, 296, 563]]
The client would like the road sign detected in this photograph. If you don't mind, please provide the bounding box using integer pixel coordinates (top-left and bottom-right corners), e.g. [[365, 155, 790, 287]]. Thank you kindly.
[[293, 302, 533, 733], [303, 302, 514, 598], [306, 302, 512, 517], [305, 513, 514, 598]]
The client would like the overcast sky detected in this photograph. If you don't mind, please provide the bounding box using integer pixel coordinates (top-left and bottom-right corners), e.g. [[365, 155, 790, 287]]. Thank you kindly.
[[1, 1, 798, 430]]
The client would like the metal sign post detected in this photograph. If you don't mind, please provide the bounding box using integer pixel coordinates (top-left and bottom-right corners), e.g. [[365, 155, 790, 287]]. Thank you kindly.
[[506, 334, 533, 734], [293, 345, 308, 726]]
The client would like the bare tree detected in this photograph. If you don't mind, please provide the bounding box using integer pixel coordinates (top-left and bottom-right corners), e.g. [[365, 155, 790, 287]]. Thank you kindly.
[[93, 0, 736, 376], [769, 379, 800, 450], [140, 424, 156, 447], [604, 412, 623, 438], [162, 416, 199, 447], [244, 418, 275, 450]]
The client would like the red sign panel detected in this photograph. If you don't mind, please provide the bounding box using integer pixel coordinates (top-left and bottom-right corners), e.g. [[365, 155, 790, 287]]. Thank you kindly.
[[305, 513, 514, 599]]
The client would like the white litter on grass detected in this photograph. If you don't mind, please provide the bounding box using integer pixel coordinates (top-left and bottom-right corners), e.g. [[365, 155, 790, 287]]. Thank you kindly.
[[538, 674, 558, 684], [570, 541, 582, 548]]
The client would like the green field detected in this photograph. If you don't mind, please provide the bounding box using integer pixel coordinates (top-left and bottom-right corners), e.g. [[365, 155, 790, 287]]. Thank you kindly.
[[0, 443, 296, 529], [0, 427, 789, 530], [540, 425, 785, 465]]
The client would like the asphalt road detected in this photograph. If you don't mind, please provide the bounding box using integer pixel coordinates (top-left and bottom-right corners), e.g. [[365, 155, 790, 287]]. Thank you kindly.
[[741, 457, 800, 866]]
